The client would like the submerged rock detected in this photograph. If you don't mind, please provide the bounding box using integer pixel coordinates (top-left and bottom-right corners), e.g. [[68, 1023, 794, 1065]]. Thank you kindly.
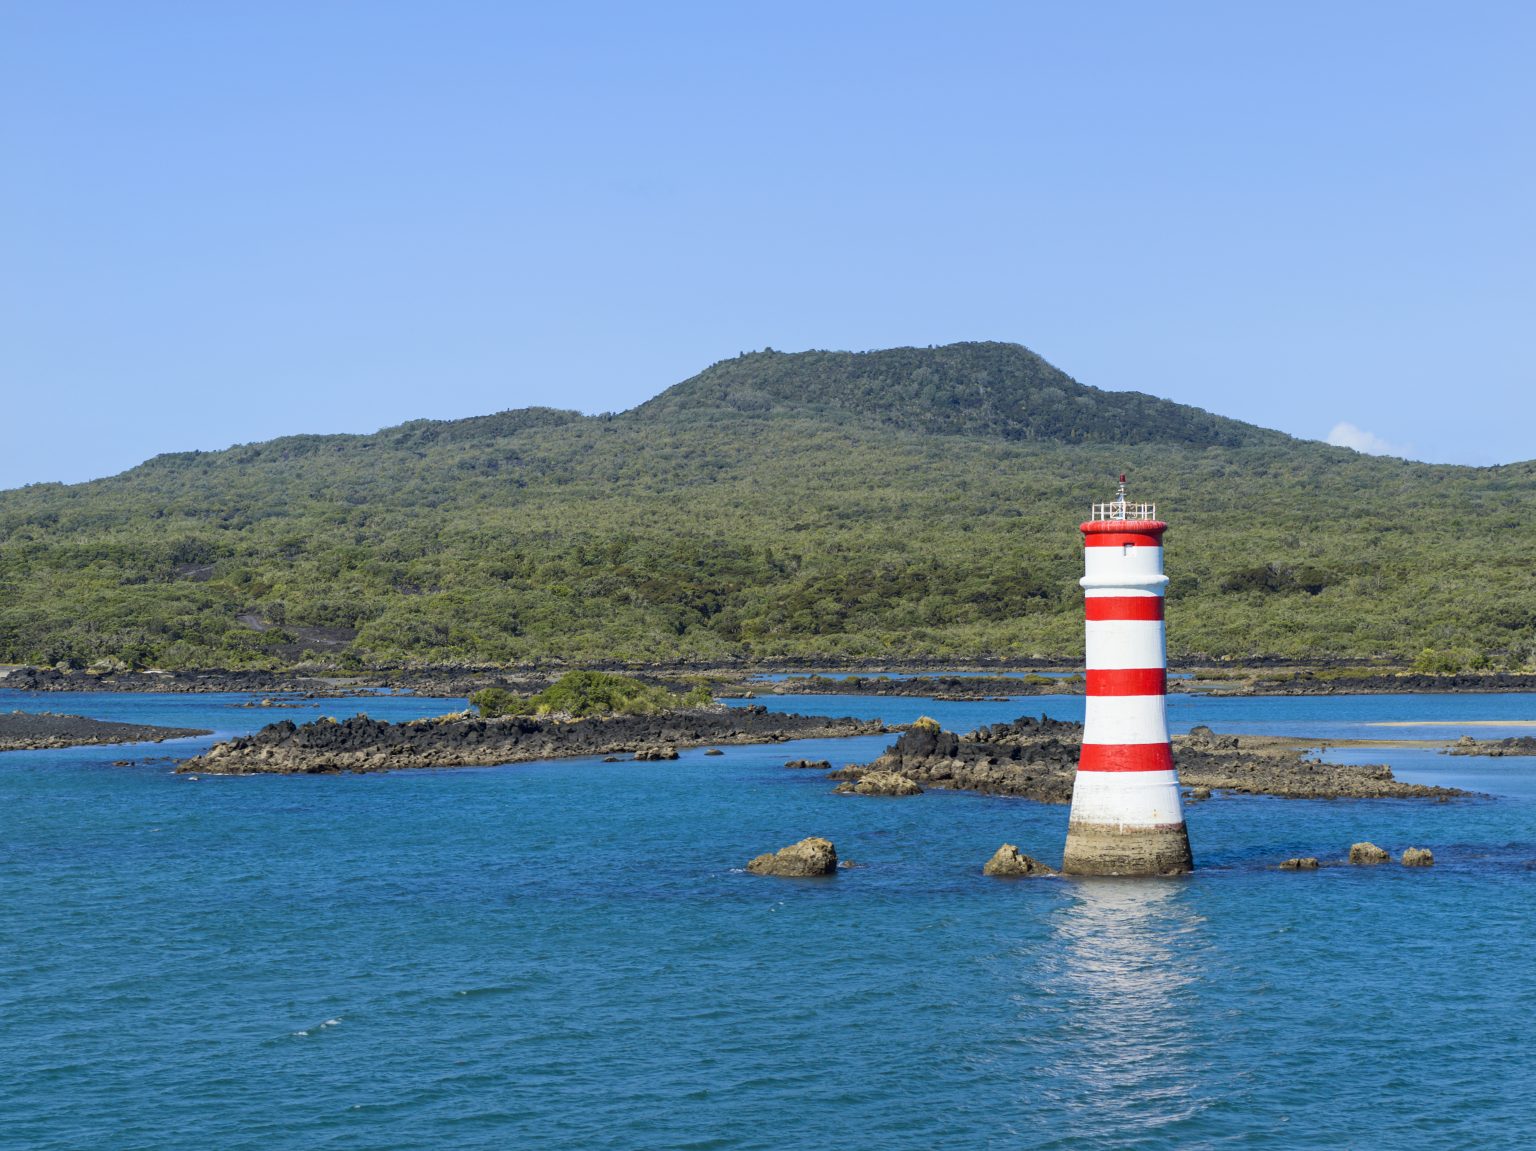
[[704, 748, 724, 756], [1279, 857, 1321, 870], [746, 836, 838, 877], [1401, 847, 1435, 867], [835, 770, 922, 796], [1349, 842, 1392, 865], [983, 844, 1056, 877], [784, 758, 832, 770]]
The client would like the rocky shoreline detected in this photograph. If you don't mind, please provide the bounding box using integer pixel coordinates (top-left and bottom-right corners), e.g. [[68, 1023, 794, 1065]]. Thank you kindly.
[[730, 673, 1080, 700], [178, 705, 888, 775], [0, 664, 552, 699], [8, 661, 1536, 697], [0, 710, 211, 751], [829, 718, 1473, 803], [0, 666, 358, 695], [1188, 670, 1536, 696], [1446, 735, 1536, 757]]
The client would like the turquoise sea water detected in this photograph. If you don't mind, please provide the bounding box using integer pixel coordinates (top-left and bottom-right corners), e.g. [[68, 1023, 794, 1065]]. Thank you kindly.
[[4, 688, 1535, 1150]]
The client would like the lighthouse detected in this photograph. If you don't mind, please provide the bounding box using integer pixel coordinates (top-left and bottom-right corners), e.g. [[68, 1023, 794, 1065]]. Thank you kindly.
[[1061, 477, 1194, 876]]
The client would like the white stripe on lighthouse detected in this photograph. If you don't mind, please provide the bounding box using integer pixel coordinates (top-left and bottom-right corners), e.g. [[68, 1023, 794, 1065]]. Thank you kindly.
[[1082, 695, 1172, 745], [1068, 769, 1185, 828], [1083, 546, 1166, 583], [1085, 620, 1166, 670]]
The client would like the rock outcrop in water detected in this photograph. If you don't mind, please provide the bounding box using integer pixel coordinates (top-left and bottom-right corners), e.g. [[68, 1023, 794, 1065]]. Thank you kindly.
[[178, 706, 887, 775], [0, 710, 211, 751], [746, 837, 838, 877], [1349, 842, 1392, 864], [633, 746, 680, 761], [831, 716, 1473, 803], [1447, 735, 1536, 757], [830, 716, 1080, 802], [1400, 847, 1435, 866], [982, 844, 1055, 876], [834, 770, 922, 796], [1278, 857, 1321, 870]]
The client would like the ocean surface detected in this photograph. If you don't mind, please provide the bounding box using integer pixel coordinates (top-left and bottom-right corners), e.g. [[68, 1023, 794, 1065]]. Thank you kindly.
[[3, 686, 1535, 1150]]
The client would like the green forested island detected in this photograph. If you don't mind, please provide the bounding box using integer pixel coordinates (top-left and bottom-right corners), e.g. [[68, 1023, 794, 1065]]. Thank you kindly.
[[3, 342, 1533, 670]]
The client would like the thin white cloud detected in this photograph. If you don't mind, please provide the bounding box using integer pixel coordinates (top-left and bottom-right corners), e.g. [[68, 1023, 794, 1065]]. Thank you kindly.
[[1326, 421, 1410, 458]]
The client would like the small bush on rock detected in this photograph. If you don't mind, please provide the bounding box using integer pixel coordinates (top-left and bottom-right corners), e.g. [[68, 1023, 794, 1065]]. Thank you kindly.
[[474, 673, 714, 719], [468, 687, 522, 718]]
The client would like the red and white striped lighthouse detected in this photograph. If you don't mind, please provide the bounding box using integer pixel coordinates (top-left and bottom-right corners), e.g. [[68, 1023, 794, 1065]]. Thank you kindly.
[[1061, 477, 1194, 876]]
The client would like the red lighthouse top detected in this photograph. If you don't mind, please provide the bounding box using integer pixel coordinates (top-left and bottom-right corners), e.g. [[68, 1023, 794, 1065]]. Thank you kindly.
[[1081, 475, 1166, 545]]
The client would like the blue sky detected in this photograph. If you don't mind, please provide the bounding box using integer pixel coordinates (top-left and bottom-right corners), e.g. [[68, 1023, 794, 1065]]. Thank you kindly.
[[3, 1, 1532, 489]]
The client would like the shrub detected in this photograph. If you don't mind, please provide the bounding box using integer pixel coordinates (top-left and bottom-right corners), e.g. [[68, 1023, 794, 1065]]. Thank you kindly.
[[472, 674, 683, 718], [469, 687, 524, 718], [1411, 648, 1487, 675], [528, 671, 669, 716]]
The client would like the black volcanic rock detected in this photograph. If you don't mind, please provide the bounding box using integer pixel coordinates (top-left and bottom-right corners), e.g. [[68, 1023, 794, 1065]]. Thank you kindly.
[[0, 710, 210, 751], [180, 706, 887, 775], [834, 717, 1472, 803], [1447, 735, 1536, 756]]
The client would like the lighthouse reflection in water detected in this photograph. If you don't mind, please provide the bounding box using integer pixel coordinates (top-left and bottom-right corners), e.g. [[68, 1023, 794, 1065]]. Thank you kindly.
[[1027, 882, 1212, 1143]]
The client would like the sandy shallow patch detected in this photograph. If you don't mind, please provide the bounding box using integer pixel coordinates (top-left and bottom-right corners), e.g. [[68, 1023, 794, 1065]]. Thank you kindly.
[[1367, 720, 1536, 728]]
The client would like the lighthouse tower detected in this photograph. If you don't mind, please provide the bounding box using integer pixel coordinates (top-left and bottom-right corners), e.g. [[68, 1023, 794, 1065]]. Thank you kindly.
[[1061, 477, 1193, 876]]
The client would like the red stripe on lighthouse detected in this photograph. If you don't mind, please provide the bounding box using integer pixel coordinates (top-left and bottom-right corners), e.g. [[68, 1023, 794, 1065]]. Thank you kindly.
[[1081, 532, 1164, 548], [1080, 520, 1167, 547], [1084, 597, 1165, 621], [1086, 668, 1167, 696], [1077, 742, 1175, 773]]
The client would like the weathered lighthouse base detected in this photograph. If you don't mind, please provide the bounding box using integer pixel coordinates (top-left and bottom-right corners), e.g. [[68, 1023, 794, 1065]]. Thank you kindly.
[[1061, 821, 1194, 877]]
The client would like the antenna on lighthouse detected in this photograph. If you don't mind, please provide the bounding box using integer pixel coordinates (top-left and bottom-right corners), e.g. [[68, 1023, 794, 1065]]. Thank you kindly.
[[1115, 474, 1128, 520]]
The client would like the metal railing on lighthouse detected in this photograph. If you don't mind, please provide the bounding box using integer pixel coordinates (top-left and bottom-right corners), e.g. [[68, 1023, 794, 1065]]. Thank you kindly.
[[1089, 474, 1156, 522]]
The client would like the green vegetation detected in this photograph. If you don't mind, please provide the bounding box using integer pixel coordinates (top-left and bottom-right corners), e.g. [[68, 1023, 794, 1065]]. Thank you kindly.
[[469, 671, 707, 718], [465, 688, 522, 718], [1, 341, 1534, 669]]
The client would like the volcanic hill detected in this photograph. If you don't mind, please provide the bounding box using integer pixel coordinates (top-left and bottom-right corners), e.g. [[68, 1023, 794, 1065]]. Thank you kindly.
[[2, 342, 1532, 669]]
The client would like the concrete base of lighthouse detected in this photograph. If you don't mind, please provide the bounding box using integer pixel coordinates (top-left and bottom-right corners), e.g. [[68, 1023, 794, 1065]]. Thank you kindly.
[[1060, 764, 1194, 876], [1061, 820, 1194, 877]]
